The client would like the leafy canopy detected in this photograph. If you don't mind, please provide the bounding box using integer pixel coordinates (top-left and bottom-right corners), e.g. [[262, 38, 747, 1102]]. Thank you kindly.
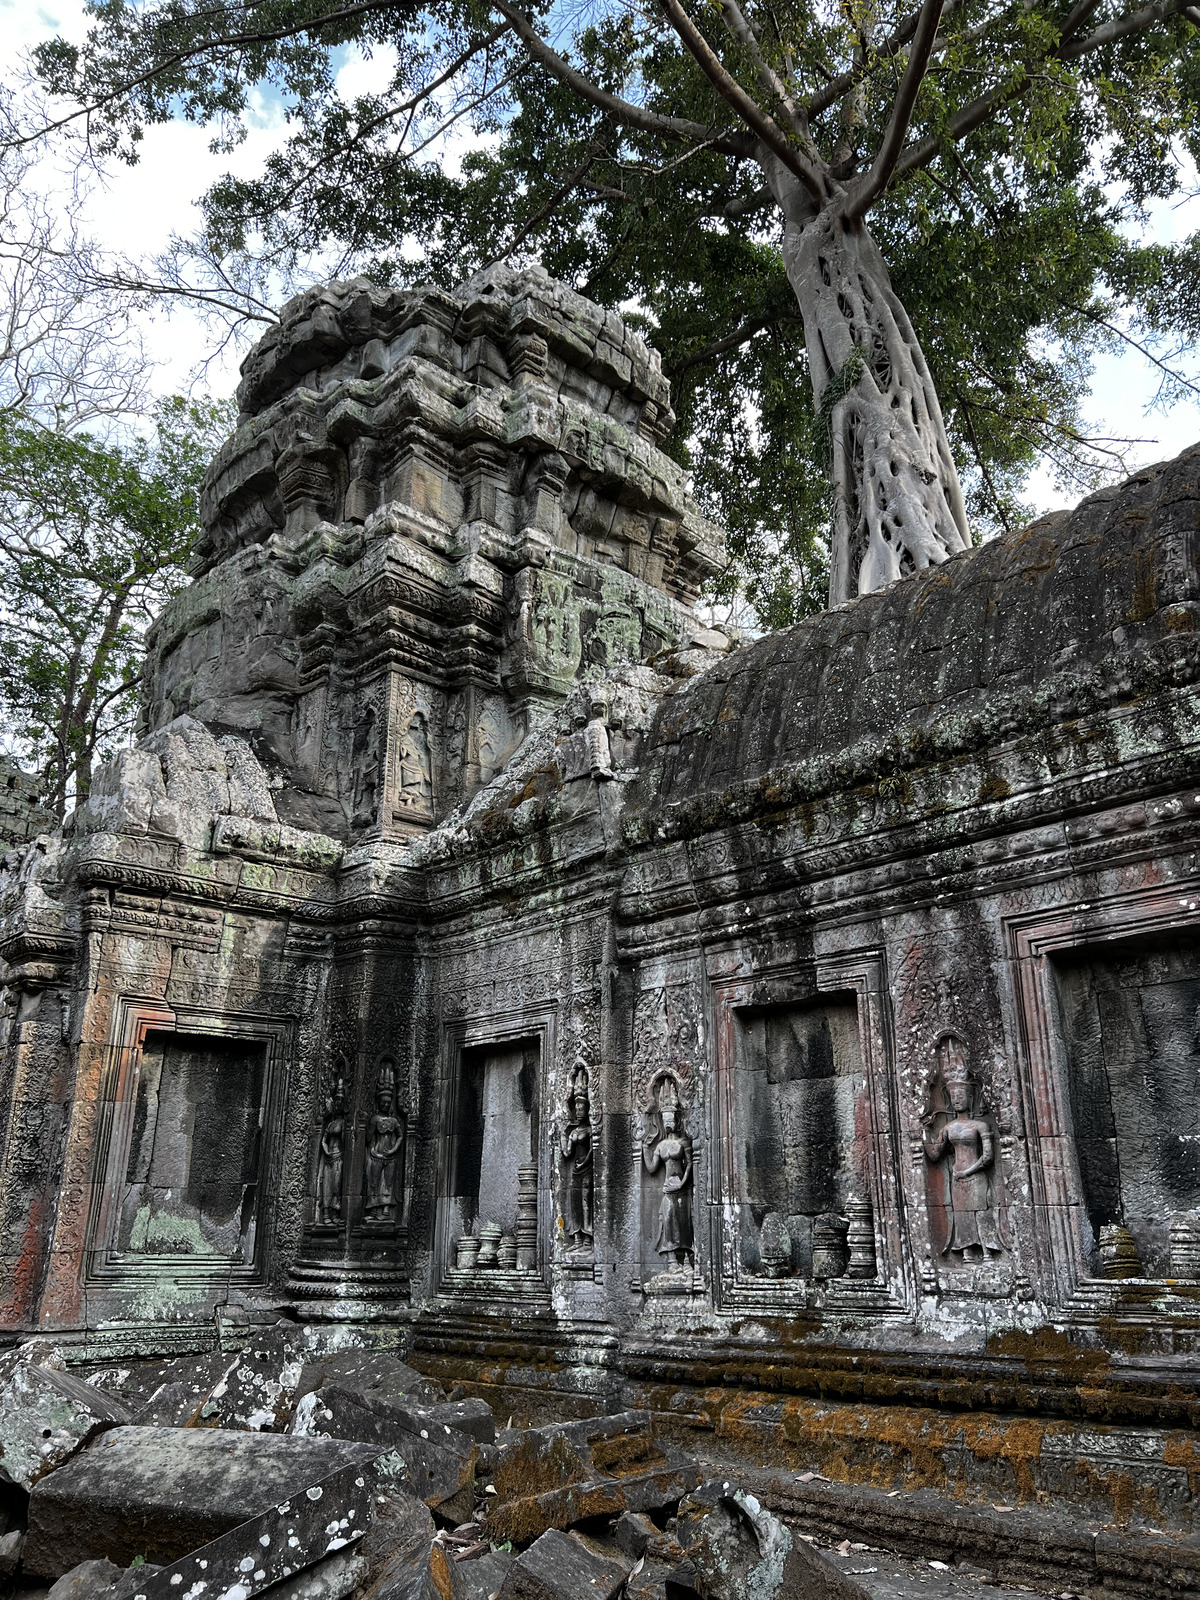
[[0, 397, 233, 817], [27, 0, 1200, 623]]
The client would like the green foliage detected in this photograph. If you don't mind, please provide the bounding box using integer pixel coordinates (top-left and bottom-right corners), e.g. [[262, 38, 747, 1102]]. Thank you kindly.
[[0, 397, 233, 816], [30, 0, 1200, 625]]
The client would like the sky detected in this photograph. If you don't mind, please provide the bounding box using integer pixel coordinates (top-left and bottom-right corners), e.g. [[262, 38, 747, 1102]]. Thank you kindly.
[[3, 0, 1199, 513]]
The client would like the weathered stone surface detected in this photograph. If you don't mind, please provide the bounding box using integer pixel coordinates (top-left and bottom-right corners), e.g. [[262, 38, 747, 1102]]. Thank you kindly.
[[23, 1425, 381, 1577], [486, 1412, 700, 1544], [457, 1548, 514, 1600], [675, 1481, 869, 1600], [0, 1348, 132, 1489], [46, 1558, 126, 1600], [495, 1528, 628, 1600], [4, 260, 1200, 1545], [351, 1489, 467, 1600], [294, 1383, 477, 1520], [294, 1352, 444, 1411]]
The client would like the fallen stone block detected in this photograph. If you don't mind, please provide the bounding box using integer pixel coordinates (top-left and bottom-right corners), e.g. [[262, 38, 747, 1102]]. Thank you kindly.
[[351, 1487, 467, 1600], [46, 1558, 126, 1600], [496, 1528, 628, 1600], [485, 1411, 700, 1545], [294, 1349, 443, 1410], [84, 1350, 240, 1428], [293, 1384, 478, 1523], [675, 1481, 870, 1600], [413, 1397, 495, 1446], [0, 1348, 132, 1490], [457, 1547, 515, 1600], [52, 1452, 400, 1600], [23, 1424, 382, 1577]]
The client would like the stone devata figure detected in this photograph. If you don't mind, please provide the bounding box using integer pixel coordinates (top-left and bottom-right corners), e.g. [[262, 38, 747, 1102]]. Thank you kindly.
[[364, 1057, 406, 1223], [922, 1034, 1004, 1259], [315, 1063, 346, 1226], [558, 1065, 594, 1252], [642, 1073, 694, 1267]]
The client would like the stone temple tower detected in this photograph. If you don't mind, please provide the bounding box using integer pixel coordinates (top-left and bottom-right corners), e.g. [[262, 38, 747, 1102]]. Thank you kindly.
[[144, 265, 722, 840]]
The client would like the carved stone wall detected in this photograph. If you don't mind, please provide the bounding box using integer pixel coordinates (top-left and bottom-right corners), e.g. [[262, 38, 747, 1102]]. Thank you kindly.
[[1, 269, 1199, 1528]]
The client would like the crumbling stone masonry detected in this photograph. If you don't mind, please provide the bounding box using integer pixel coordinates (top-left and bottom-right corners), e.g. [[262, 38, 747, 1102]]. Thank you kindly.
[[2, 265, 1200, 1536]]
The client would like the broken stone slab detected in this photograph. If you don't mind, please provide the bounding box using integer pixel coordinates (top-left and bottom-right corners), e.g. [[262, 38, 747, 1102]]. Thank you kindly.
[[23, 1425, 382, 1578], [104, 1452, 398, 1600], [292, 1384, 477, 1523], [485, 1411, 700, 1545], [293, 1349, 444, 1411], [0, 1347, 132, 1490], [496, 1528, 629, 1600], [457, 1547, 515, 1600], [349, 1485, 468, 1600], [674, 1481, 870, 1600]]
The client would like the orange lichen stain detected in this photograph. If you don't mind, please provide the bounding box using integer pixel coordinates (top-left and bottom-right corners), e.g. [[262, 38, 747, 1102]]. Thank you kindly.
[[430, 1545, 455, 1600], [1162, 1432, 1200, 1499], [985, 1325, 1110, 1376], [713, 1389, 1101, 1511], [1125, 548, 1158, 623]]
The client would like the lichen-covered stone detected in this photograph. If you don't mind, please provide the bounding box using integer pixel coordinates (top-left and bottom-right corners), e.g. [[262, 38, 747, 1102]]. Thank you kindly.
[[23, 1425, 381, 1576], [0, 1346, 131, 1490]]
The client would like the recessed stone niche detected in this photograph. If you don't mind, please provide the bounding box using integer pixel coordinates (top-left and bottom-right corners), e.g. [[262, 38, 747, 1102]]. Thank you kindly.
[[447, 1038, 540, 1244], [1055, 935, 1200, 1276], [117, 1032, 267, 1264], [733, 997, 862, 1278]]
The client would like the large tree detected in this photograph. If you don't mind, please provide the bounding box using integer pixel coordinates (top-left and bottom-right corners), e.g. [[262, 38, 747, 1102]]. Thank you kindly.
[[0, 398, 231, 817], [26, 0, 1200, 615]]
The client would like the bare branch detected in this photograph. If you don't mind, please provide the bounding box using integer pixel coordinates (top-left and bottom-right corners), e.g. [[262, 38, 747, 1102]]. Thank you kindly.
[[669, 309, 803, 379]]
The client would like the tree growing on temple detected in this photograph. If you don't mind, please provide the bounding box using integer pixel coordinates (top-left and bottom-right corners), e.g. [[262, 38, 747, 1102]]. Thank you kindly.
[[25, 0, 1200, 618]]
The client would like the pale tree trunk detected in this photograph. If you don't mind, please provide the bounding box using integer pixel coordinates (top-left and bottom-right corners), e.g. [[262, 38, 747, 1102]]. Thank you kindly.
[[765, 162, 971, 603]]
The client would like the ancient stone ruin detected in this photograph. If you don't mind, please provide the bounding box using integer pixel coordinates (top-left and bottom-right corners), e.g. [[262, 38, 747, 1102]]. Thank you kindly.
[[1, 263, 1200, 1598]]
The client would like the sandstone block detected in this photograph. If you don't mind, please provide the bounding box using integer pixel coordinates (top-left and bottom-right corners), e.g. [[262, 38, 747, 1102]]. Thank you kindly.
[[294, 1384, 477, 1520], [486, 1412, 700, 1545], [496, 1528, 628, 1600], [23, 1424, 380, 1577], [675, 1481, 870, 1600], [0, 1349, 132, 1490]]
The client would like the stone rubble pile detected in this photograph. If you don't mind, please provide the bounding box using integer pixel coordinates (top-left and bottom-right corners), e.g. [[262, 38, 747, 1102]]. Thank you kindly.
[[0, 1336, 866, 1600]]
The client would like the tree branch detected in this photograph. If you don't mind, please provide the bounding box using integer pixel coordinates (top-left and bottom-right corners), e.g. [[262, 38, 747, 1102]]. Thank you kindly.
[[847, 0, 944, 216], [669, 309, 803, 379], [491, 1, 755, 156], [891, 0, 1193, 182], [656, 0, 828, 197], [483, 142, 604, 267], [807, 0, 963, 118], [11, 0, 419, 148]]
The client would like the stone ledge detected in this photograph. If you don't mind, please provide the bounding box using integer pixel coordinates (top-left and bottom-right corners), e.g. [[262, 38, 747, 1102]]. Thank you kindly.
[[732, 1468, 1200, 1598]]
